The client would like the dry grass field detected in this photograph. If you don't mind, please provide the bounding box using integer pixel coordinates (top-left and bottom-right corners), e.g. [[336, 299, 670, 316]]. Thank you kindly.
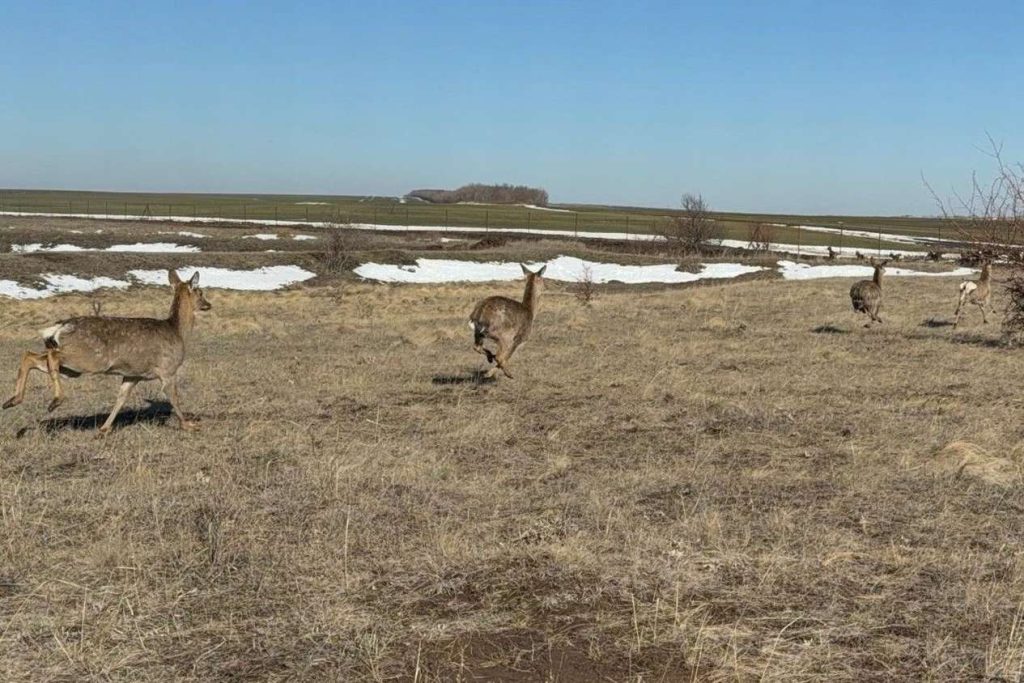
[[1, 218, 1023, 681]]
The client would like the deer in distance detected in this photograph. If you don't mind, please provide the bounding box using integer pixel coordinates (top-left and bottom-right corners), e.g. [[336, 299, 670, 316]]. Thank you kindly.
[[469, 264, 546, 379], [953, 260, 993, 328], [3, 269, 212, 434], [850, 258, 890, 327]]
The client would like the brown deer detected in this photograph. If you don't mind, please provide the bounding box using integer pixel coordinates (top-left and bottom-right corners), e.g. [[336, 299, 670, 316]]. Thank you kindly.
[[3, 270, 212, 434], [953, 260, 992, 328], [469, 264, 546, 379], [850, 258, 889, 327]]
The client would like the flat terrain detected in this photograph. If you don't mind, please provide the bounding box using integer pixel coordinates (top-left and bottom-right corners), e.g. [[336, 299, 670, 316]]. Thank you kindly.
[[1, 189, 959, 253], [0, 216, 1022, 681]]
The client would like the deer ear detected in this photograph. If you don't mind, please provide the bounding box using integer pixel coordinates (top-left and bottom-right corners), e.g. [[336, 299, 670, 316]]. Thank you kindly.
[[520, 263, 530, 275], [536, 265, 547, 277], [168, 269, 181, 286], [188, 271, 200, 287]]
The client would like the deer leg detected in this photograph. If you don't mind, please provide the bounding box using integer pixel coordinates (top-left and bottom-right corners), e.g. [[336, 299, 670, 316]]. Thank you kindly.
[[97, 379, 138, 435], [979, 301, 989, 324], [3, 351, 49, 409], [494, 342, 517, 380], [45, 349, 65, 412], [162, 376, 197, 430]]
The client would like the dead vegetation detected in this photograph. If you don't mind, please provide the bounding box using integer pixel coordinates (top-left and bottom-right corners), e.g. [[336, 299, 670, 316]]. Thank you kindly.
[[0, 262, 1022, 680]]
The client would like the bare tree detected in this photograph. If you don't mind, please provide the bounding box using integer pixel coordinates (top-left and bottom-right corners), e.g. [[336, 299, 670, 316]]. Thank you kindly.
[[659, 193, 720, 254], [927, 136, 1024, 340], [925, 135, 1024, 263]]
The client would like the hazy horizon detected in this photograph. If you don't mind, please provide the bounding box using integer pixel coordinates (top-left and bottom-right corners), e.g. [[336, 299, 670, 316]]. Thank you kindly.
[[2, 1, 1021, 215]]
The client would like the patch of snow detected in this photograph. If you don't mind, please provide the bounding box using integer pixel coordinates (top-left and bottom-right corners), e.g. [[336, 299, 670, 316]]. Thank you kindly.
[[11, 243, 87, 253], [128, 265, 316, 291], [777, 260, 976, 280], [355, 255, 765, 284], [243, 233, 278, 240], [292, 234, 317, 241], [295, 201, 331, 205], [12, 242, 199, 253], [159, 230, 207, 238], [522, 204, 572, 213], [0, 274, 129, 300], [106, 242, 201, 253]]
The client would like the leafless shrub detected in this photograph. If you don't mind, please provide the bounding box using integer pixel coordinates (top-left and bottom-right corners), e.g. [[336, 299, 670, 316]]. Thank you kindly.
[[926, 135, 1024, 261], [658, 193, 720, 254], [319, 228, 357, 274], [927, 250, 943, 261], [747, 222, 772, 252], [928, 137, 1024, 340], [827, 246, 838, 261], [574, 265, 597, 306]]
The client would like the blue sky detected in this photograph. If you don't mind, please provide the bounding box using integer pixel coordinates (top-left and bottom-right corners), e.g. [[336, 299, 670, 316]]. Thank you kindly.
[[1, 1, 1021, 214]]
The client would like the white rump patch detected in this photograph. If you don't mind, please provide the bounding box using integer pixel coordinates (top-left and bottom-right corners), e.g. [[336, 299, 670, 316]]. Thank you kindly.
[[959, 281, 978, 294], [39, 323, 67, 345]]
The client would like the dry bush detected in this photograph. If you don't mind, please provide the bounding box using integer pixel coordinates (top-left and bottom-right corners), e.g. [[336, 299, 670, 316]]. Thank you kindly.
[[318, 227, 358, 274], [746, 222, 772, 252], [658, 193, 720, 254], [573, 265, 597, 306]]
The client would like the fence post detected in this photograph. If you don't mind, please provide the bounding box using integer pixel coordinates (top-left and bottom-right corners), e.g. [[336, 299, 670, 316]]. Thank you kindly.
[[797, 225, 801, 257], [485, 210, 489, 229], [877, 229, 882, 256], [574, 212, 579, 238], [444, 208, 448, 229], [405, 207, 409, 227], [527, 210, 531, 230], [839, 226, 844, 255]]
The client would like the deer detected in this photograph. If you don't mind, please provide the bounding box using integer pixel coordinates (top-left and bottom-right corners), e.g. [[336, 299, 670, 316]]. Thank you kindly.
[[469, 264, 546, 379], [850, 258, 890, 327], [3, 269, 212, 434], [953, 260, 993, 329]]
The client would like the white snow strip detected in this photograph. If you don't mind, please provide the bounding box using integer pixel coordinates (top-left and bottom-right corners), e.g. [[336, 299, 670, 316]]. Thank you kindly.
[[106, 242, 201, 253], [717, 239, 923, 259], [243, 233, 278, 240], [11, 243, 86, 253], [0, 274, 129, 300], [0, 210, 959, 259], [777, 260, 976, 280], [354, 255, 765, 284], [128, 265, 316, 291], [292, 234, 317, 241], [295, 201, 331, 205], [12, 242, 200, 253], [159, 230, 207, 238], [522, 204, 572, 213]]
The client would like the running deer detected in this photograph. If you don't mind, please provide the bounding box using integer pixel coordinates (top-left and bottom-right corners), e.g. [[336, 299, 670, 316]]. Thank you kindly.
[[953, 260, 993, 328], [3, 270, 212, 434], [469, 264, 546, 379], [850, 258, 889, 327]]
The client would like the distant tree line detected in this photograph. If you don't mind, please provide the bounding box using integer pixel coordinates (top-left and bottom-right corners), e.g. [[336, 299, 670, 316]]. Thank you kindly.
[[407, 183, 549, 206]]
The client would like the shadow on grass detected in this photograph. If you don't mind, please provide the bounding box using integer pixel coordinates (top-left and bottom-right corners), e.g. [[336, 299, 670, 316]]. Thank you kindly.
[[431, 370, 497, 386], [16, 399, 179, 438], [811, 324, 849, 335], [921, 317, 955, 328], [950, 334, 1007, 349]]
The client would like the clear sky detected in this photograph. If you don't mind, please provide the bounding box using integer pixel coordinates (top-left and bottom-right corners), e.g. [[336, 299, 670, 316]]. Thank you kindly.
[[1, 1, 1021, 214]]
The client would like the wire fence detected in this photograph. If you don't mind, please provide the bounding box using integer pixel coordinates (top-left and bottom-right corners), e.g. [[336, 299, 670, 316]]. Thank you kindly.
[[0, 197, 971, 258]]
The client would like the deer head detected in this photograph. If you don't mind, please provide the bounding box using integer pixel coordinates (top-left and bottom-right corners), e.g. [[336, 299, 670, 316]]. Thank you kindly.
[[169, 269, 212, 313]]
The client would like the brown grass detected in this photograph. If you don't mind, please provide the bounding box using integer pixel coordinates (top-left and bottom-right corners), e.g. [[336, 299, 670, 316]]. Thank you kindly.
[[0, 220, 1023, 680]]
